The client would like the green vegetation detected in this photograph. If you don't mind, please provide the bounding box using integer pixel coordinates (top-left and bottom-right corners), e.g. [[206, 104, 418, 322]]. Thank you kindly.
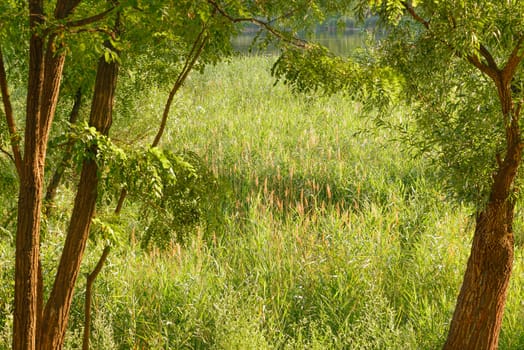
[[4, 1, 522, 348], [276, 2, 524, 346], [3, 56, 524, 349]]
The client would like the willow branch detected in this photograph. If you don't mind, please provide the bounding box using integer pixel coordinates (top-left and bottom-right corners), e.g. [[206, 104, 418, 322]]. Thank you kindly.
[[401, 1, 500, 80], [0, 46, 22, 177], [502, 35, 524, 84], [207, 0, 308, 48], [401, 1, 429, 29]]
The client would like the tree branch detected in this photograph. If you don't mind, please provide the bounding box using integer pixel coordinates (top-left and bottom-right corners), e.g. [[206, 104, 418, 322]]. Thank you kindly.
[[401, 1, 500, 81], [54, 0, 83, 19], [467, 54, 500, 82], [0, 46, 22, 177], [502, 35, 524, 85], [115, 12, 212, 213], [65, 6, 116, 28], [0, 146, 15, 163], [401, 1, 429, 29], [44, 88, 83, 216], [67, 27, 116, 37], [82, 245, 110, 350], [152, 25, 209, 147], [479, 44, 499, 72], [207, 0, 308, 48], [43, 6, 117, 37]]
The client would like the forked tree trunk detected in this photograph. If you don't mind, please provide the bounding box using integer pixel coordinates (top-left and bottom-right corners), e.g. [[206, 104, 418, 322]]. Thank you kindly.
[[37, 46, 118, 350], [14, 2, 83, 349], [14, 2, 52, 348]]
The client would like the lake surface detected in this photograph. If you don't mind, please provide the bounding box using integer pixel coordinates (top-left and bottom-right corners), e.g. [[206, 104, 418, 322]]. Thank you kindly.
[[231, 31, 371, 56]]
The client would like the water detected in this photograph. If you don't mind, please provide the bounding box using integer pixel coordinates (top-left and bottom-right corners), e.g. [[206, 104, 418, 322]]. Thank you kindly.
[[231, 31, 371, 56]]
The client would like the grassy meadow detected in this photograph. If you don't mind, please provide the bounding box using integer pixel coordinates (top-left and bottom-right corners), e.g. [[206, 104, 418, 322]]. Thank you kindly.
[[2, 56, 524, 349]]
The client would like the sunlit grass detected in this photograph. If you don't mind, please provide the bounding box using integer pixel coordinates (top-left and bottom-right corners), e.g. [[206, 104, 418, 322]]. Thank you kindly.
[[89, 56, 474, 349]]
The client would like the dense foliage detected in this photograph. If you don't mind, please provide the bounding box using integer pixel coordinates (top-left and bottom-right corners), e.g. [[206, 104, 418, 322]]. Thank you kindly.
[[273, 0, 524, 206]]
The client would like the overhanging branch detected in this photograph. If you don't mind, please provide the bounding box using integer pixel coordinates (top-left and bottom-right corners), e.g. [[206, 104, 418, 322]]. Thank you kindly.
[[43, 6, 117, 37], [65, 6, 116, 28], [207, 0, 308, 48], [401, 1, 500, 81], [401, 1, 429, 29]]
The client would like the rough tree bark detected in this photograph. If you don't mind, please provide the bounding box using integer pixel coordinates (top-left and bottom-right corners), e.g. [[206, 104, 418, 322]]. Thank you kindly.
[[14, 2, 84, 348], [444, 195, 517, 349], [11, 0, 121, 347], [14, 1, 54, 348], [37, 41, 119, 349], [14, 2, 87, 348]]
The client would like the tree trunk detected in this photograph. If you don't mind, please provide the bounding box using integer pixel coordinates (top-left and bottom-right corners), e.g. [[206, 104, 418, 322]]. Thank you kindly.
[[444, 82, 522, 348], [44, 88, 83, 215], [443, 200, 515, 349], [14, 2, 83, 348], [0, 45, 22, 176], [13, 2, 47, 349], [37, 45, 118, 350]]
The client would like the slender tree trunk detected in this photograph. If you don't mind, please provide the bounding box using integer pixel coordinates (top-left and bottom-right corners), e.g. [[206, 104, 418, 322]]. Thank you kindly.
[[13, 2, 46, 349], [44, 88, 83, 215], [0, 45, 22, 176], [37, 44, 119, 350], [82, 245, 111, 350]]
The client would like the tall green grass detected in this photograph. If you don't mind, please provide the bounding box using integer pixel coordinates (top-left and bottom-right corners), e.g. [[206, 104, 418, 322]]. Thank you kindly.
[[2, 56, 524, 349]]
